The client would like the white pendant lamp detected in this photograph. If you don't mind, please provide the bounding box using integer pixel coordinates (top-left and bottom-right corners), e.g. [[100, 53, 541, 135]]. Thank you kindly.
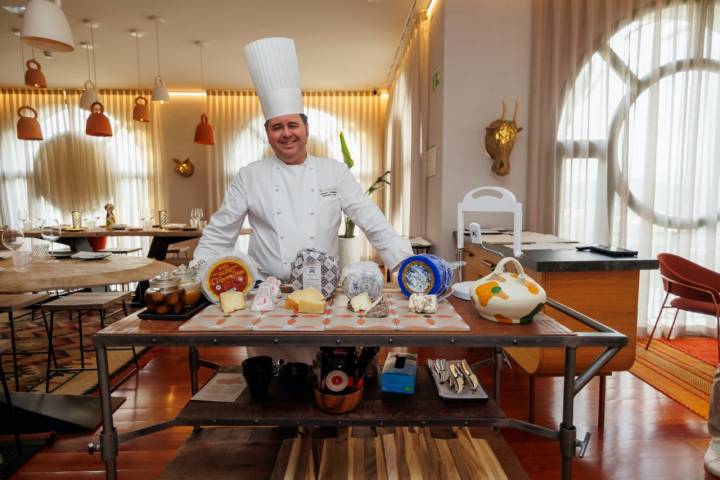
[[21, 0, 74, 52], [149, 16, 169, 103], [79, 40, 99, 111]]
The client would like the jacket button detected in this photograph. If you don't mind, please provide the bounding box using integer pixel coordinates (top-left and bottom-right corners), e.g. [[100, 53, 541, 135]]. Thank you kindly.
[[309, 236, 314, 240], [274, 188, 279, 192], [309, 211, 315, 216], [280, 235, 285, 240], [276, 210, 282, 215]]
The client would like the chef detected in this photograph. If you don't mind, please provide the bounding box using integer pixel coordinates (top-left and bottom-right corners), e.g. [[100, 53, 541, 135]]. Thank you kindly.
[[194, 37, 412, 362]]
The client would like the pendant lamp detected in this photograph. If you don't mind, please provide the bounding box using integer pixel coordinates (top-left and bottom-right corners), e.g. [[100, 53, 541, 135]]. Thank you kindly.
[[130, 30, 150, 122], [24, 58, 47, 88], [79, 42, 98, 110], [17, 106, 43, 140], [83, 23, 112, 137], [193, 41, 215, 145], [86, 101, 112, 137], [149, 16, 169, 103], [21, 0, 74, 52], [15, 32, 43, 141], [79, 34, 99, 111]]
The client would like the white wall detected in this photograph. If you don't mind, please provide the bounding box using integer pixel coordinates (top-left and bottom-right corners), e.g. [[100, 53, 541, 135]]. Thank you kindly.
[[427, 0, 532, 259]]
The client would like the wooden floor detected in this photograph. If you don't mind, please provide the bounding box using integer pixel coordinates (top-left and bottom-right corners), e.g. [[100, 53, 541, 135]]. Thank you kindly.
[[11, 346, 715, 479]]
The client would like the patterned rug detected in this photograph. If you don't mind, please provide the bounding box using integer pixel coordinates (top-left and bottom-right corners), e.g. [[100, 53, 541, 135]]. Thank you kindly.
[[0, 304, 142, 394], [658, 336, 718, 365], [630, 338, 714, 419]]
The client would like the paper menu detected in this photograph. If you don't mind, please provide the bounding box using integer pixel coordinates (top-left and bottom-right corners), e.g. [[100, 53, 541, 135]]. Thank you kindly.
[[191, 373, 246, 402]]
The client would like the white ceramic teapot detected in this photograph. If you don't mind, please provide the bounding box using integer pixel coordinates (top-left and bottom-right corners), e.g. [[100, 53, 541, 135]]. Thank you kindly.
[[470, 257, 546, 324]]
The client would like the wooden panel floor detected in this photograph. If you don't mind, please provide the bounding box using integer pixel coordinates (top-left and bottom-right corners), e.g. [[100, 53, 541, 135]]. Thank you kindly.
[[12, 346, 713, 479]]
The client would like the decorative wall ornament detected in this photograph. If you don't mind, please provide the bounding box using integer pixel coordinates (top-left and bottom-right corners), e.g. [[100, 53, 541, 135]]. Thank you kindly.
[[484, 100, 523, 176], [173, 157, 195, 177]]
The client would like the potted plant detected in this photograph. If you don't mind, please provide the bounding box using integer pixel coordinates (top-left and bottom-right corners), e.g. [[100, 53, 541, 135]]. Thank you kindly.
[[337, 131, 391, 269]]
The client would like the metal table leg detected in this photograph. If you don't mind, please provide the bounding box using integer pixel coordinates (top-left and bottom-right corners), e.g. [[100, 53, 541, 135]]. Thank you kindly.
[[189, 346, 200, 395], [560, 347, 577, 480], [493, 347, 503, 403], [96, 344, 118, 480]]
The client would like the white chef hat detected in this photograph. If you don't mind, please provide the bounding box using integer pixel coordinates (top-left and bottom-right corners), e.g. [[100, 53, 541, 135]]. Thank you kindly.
[[244, 37, 303, 120]]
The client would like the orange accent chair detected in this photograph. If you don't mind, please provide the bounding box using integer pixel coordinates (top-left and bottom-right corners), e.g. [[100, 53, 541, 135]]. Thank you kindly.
[[645, 253, 720, 358]]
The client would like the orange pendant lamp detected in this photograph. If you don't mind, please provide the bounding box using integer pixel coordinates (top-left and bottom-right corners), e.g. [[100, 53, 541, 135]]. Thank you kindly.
[[194, 113, 215, 145], [86, 101, 112, 137], [17, 106, 43, 140], [130, 29, 150, 122], [193, 41, 214, 145], [24, 59, 47, 88]]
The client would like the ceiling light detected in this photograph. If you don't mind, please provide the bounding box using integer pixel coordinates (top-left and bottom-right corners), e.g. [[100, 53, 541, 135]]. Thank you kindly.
[[21, 0, 74, 52], [149, 16, 169, 103], [130, 30, 150, 122], [79, 40, 99, 110], [193, 41, 215, 146]]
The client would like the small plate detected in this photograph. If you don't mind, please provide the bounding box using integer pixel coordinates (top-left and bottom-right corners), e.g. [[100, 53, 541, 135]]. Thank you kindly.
[[163, 223, 185, 230], [71, 251, 111, 260], [50, 251, 73, 258], [109, 224, 127, 230], [62, 227, 86, 232]]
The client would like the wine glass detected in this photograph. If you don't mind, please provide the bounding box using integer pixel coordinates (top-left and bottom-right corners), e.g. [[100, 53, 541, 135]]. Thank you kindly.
[[41, 219, 61, 263], [2, 226, 26, 271], [17, 209, 28, 230]]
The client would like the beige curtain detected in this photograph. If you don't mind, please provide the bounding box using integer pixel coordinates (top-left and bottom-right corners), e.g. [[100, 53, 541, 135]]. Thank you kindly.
[[533, 0, 720, 336], [384, 15, 429, 238], [207, 90, 388, 258], [0, 89, 166, 248]]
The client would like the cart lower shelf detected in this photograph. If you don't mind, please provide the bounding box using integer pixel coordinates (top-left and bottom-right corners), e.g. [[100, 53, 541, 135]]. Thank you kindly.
[[158, 425, 528, 479], [176, 367, 506, 428]]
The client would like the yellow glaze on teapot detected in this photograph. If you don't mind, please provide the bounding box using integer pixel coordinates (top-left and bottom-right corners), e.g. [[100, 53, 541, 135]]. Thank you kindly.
[[470, 257, 546, 324]]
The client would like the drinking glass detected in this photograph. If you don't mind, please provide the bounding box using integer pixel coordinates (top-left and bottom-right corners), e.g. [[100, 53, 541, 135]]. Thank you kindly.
[[2, 226, 26, 272], [41, 219, 61, 263]]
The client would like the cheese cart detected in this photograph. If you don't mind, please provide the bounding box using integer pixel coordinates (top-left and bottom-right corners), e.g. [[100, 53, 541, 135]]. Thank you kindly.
[[89, 295, 626, 480]]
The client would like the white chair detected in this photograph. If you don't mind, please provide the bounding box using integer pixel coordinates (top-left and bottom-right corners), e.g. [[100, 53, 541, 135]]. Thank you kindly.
[[456, 186, 523, 258]]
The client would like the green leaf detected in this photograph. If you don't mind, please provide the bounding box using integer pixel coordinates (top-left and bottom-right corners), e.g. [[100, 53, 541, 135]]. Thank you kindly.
[[339, 132, 354, 170]]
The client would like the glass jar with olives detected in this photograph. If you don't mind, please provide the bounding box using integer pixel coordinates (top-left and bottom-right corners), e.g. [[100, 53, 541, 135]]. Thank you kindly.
[[173, 265, 203, 307], [144, 272, 186, 314]]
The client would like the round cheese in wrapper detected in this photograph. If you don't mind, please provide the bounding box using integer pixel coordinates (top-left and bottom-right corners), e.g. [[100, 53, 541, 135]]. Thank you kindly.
[[290, 248, 338, 299], [340, 261, 384, 301], [201, 253, 257, 303], [397, 254, 452, 298]]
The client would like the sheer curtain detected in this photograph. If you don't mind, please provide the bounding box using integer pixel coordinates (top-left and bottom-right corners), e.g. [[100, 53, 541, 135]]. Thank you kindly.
[[0, 89, 166, 249], [533, 0, 720, 336], [207, 90, 388, 258], [384, 13, 429, 238]]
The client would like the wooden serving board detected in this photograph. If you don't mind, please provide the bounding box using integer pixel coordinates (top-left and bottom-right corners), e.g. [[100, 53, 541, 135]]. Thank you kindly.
[[178, 292, 470, 332]]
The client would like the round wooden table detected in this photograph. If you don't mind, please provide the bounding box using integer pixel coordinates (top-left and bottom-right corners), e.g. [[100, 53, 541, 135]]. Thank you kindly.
[[0, 255, 174, 293]]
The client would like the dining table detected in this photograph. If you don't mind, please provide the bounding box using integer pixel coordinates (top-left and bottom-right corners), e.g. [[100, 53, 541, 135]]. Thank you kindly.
[[0, 254, 174, 434], [0, 254, 174, 293], [24, 226, 199, 260]]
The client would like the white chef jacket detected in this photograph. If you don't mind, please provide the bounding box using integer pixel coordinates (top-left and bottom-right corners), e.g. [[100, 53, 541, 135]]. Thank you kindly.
[[194, 154, 412, 280]]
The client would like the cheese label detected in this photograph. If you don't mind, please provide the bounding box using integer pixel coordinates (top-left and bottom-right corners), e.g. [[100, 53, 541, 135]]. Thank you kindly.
[[302, 256, 323, 292], [202, 255, 256, 302]]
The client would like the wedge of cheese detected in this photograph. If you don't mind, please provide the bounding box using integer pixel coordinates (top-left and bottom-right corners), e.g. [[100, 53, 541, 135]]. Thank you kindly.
[[220, 290, 245, 314], [286, 287, 326, 314], [350, 292, 373, 312]]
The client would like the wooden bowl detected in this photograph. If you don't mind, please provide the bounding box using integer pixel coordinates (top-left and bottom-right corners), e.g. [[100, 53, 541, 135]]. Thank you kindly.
[[314, 384, 364, 414]]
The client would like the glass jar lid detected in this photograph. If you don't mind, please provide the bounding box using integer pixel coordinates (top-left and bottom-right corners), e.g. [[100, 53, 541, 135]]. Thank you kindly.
[[150, 271, 179, 288]]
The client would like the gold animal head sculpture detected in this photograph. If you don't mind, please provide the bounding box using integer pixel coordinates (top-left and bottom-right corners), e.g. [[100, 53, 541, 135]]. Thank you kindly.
[[484, 100, 523, 176], [173, 157, 195, 177]]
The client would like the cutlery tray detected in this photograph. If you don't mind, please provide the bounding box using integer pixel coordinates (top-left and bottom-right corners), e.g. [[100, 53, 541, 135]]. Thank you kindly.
[[426, 359, 489, 401]]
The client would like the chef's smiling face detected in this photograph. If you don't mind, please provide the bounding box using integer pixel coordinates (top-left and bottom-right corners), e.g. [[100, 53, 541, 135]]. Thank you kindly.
[[265, 113, 309, 165]]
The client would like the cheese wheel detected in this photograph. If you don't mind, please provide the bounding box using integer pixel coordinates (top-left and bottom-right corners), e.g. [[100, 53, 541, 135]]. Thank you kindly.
[[290, 248, 338, 299], [340, 261, 384, 301], [201, 253, 257, 303], [397, 254, 452, 298]]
